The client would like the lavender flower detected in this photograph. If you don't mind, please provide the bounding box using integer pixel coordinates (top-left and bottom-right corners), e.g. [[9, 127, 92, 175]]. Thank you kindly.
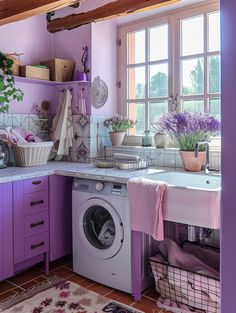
[[104, 114, 136, 132], [157, 112, 221, 151]]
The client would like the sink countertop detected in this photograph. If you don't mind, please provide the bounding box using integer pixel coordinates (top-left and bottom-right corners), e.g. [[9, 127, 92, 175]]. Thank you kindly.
[[0, 161, 164, 184]]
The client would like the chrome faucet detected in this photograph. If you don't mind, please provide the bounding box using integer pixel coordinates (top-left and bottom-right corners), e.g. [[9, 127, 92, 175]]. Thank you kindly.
[[194, 141, 210, 174]]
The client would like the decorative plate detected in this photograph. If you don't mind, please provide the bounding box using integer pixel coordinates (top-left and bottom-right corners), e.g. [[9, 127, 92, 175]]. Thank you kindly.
[[90, 76, 108, 108]]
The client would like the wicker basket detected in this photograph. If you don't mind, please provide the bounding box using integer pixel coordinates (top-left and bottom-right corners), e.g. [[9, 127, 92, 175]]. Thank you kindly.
[[12, 142, 53, 167], [150, 255, 221, 313]]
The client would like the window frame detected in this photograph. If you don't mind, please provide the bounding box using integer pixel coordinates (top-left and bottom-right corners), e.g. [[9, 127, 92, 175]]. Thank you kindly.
[[118, 0, 220, 144]]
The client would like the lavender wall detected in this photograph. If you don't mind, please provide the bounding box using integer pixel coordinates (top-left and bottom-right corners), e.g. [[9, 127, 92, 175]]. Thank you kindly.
[[91, 20, 118, 116], [221, 0, 236, 312]]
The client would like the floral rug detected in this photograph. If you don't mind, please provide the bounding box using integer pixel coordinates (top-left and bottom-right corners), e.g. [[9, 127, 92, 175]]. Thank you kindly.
[[0, 277, 143, 313]]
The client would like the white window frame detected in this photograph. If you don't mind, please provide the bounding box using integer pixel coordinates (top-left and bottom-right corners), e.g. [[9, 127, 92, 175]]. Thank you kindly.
[[118, 0, 220, 146]]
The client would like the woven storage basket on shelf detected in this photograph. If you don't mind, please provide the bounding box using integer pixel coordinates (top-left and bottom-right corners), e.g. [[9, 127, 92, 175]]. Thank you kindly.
[[12, 142, 53, 167], [149, 255, 221, 313]]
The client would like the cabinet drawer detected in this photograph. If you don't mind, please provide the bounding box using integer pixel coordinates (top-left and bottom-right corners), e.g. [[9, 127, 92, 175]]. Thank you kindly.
[[24, 191, 48, 216], [24, 212, 49, 238], [23, 177, 48, 194], [25, 233, 49, 259]]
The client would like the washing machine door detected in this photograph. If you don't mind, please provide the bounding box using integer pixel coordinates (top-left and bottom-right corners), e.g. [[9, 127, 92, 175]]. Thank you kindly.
[[76, 197, 124, 259]]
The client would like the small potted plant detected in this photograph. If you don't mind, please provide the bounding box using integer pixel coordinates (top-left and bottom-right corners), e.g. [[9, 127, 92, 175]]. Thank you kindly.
[[104, 114, 136, 146], [158, 112, 221, 171], [0, 52, 24, 113]]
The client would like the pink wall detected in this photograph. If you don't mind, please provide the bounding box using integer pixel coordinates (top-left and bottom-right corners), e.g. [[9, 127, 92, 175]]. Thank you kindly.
[[91, 20, 118, 116]]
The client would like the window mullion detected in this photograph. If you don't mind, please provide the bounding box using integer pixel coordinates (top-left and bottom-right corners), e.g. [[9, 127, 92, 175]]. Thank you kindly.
[[145, 28, 149, 131], [204, 12, 209, 112]]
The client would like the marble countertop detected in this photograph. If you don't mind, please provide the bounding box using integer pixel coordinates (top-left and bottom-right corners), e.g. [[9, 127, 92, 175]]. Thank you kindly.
[[0, 161, 164, 184]]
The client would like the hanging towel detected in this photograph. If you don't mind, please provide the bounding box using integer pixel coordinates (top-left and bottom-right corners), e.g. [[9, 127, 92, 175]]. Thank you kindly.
[[128, 177, 167, 241], [51, 89, 73, 160]]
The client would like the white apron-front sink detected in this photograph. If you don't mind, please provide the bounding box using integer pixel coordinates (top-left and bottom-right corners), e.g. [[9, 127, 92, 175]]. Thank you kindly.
[[145, 172, 221, 229]]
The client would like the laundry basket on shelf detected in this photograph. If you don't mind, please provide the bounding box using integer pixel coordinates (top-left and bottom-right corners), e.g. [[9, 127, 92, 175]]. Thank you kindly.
[[12, 141, 53, 167], [149, 255, 221, 313]]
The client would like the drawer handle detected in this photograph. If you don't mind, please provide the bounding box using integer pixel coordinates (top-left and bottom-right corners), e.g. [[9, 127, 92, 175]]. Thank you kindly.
[[31, 241, 44, 250], [30, 200, 44, 206], [32, 180, 42, 185], [30, 220, 45, 228]]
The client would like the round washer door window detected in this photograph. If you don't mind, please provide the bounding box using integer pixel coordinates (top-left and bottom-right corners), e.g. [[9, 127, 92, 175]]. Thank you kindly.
[[76, 198, 124, 259]]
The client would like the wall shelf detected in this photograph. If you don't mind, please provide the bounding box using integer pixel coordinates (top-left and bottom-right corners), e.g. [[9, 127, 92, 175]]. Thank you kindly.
[[14, 76, 91, 87]]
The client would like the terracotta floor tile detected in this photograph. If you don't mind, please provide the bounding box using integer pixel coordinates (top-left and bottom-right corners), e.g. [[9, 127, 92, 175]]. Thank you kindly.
[[34, 276, 50, 283], [0, 290, 16, 302], [8, 268, 42, 286], [0, 281, 16, 294], [77, 277, 96, 288], [105, 289, 135, 306], [88, 282, 113, 296], [51, 266, 74, 279], [20, 279, 41, 290], [65, 262, 73, 270], [49, 255, 73, 270], [132, 296, 161, 313], [144, 285, 159, 300], [68, 273, 87, 284]]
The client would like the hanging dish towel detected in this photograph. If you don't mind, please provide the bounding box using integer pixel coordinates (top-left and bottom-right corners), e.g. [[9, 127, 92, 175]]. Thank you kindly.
[[128, 177, 167, 241], [51, 89, 73, 160]]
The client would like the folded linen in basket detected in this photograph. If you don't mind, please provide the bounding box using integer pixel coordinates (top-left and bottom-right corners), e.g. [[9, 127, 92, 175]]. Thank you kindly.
[[127, 177, 167, 241], [14, 127, 42, 143]]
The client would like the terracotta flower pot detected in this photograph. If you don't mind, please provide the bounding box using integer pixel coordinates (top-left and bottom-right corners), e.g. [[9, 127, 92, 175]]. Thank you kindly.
[[109, 132, 126, 146], [180, 151, 206, 172]]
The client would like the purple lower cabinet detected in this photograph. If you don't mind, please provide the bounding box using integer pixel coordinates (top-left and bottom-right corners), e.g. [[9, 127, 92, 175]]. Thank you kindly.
[[0, 183, 13, 281], [49, 175, 73, 261]]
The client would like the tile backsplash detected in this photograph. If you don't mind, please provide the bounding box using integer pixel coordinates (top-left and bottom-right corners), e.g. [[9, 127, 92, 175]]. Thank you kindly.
[[0, 113, 221, 171]]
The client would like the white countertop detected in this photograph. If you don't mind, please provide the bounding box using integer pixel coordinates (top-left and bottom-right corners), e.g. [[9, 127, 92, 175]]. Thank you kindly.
[[0, 161, 164, 184]]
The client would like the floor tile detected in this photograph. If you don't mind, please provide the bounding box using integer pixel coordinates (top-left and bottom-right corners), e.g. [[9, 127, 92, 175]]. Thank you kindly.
[[0, 290, 16, 301], [51, 266, 74, 279], [88, 282, 113, 296], [132, 296, 161, 313], [105, 289, 135, 306], [144, 285, 159, 300], [20, 279, 41, 290], [7, 269, 41, 286], [68, 273, 87, 284], [0, 281, 16, 294]]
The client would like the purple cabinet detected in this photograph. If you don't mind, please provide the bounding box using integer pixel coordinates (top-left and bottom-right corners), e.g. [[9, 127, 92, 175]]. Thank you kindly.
[[0, 183, 13, 281], [13, 177, 49, 265], [49, 175, 73, 261]]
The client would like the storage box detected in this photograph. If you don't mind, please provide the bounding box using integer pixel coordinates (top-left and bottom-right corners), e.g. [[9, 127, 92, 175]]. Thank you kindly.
[[40, 58, 75, 82], [149, 255, 220, 313], [7, 54, 22, 76], [20, 65, 50, 81]]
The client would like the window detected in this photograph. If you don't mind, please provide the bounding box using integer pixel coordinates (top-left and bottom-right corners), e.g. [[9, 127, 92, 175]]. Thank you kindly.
[[119, 2, 220, 137]]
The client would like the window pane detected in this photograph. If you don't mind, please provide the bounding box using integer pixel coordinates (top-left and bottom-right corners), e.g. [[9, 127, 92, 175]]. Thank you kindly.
[[149, 63, 168, 97], [128, 30, 145, 64], [128, 66, 145, 99], [181, 58, 204, 95], [208, 55, 221, 94], [209, 98, 221, 120], [182, 100, 204, 113], [128, 102, 145, 135], [149, 102, 169, 129], [181, 15, 204, 56], [208, 12, 220, 52], [149, 24, 168, 61]]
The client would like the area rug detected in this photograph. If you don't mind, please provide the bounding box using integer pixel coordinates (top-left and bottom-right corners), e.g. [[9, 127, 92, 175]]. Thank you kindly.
[[0, 276, 143, 313]]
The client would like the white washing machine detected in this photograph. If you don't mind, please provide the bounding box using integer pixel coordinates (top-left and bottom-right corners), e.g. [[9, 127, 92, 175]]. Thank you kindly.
[[72, 178, 157, 294]]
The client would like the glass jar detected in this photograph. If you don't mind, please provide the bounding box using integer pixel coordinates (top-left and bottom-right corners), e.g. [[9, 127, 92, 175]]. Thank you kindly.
[[142, 130, 152, 147]]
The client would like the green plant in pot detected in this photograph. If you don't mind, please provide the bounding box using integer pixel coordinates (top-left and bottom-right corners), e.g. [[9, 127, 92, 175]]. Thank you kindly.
[[0, 52, 24, 113]]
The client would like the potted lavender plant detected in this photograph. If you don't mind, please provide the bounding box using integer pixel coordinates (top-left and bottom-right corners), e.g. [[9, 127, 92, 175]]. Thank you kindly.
[[158, 112, 220, 171], [104, 114, 136, 146]]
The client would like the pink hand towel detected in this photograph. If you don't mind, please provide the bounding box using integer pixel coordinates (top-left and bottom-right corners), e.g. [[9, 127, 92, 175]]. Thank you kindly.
[[128, 177, 167, 241]]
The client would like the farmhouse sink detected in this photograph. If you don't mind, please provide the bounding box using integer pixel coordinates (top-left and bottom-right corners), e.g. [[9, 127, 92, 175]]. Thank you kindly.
[[146, 172, 221, 229]]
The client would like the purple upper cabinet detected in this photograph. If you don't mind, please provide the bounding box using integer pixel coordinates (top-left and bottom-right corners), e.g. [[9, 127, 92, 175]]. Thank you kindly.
[[49, 175, 73, 261], [0, 183, 13, 281]]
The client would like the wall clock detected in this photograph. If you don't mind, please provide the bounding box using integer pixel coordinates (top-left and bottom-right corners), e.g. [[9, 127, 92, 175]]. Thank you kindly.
[[90, 76, 108, 108]]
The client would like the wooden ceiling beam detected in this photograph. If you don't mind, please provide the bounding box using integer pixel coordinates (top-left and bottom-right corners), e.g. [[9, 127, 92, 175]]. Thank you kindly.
[[0, 0, 81, 26], [47, 0, 180, 33]]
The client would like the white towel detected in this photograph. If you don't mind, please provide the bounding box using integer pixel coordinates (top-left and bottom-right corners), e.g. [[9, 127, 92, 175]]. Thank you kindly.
[[51, 89, 73, 160]]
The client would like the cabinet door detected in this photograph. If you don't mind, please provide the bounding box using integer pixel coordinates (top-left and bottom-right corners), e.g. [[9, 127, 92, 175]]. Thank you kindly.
[[49, 175, 73, 261], [0, 183, 13, 281]]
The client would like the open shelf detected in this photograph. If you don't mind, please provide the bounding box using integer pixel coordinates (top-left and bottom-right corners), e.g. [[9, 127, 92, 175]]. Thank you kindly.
[[14, 76, 91, 87]]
